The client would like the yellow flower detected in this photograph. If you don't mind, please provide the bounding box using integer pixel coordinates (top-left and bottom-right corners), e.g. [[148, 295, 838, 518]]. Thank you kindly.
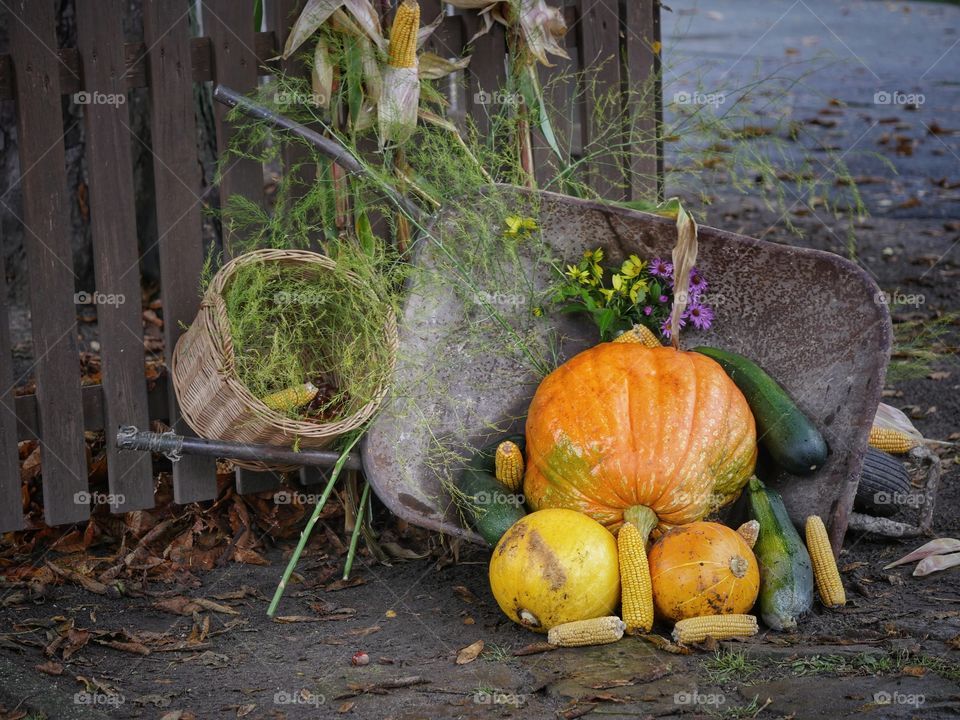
[[599, 287, 615, 305], [629, 278, 648, 303], [566, 264, 590, 284], [505, 215, 538, 239], [621, 255, 646, 278], [532, 306, 544, 317], [611, 273, 625, 293]]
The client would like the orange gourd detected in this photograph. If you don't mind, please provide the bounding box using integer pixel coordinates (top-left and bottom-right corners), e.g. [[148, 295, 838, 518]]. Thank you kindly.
[[648, 521, 760, 621], [523, 344, 757, 538]]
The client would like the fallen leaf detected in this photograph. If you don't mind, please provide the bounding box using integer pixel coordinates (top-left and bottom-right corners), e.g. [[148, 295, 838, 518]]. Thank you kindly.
[[36, 660, 63, 675], [452, 585, 478, 604], [455, 640, 484, 665], [338, 701, 355, 713], [273, 616, 324, 623], [512, 642, 556, 656]]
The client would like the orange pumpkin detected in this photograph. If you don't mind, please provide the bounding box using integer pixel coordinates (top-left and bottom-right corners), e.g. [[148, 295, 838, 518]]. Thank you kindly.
[[648, 521, 760, 621], [524, 344, 757, 537]]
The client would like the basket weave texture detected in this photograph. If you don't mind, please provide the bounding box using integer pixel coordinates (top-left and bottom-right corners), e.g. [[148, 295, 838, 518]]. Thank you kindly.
[[171, 248, 397, 471]]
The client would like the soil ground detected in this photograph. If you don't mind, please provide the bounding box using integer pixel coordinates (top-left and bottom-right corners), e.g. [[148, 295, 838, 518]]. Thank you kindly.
[[2, 1, 959, 719]]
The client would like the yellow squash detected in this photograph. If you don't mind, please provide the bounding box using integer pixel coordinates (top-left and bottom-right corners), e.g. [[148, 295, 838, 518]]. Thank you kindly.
[[489, 509, 620, 632]]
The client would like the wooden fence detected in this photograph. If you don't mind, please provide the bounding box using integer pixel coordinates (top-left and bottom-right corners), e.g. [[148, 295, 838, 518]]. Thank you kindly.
[[0, 0, 661, 533]]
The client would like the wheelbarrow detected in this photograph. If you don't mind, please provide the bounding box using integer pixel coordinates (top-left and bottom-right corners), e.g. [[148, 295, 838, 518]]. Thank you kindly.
[[118, 85, 893, 550]]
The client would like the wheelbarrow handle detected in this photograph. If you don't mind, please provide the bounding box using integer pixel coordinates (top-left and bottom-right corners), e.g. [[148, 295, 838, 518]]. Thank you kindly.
[[116, 426, 362, 471], [212, 85, 424, 223]]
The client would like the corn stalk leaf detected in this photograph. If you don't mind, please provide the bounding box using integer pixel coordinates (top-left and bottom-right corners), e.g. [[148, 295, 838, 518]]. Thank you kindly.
[[345, 35, 365, 130], [524, 64, 561, 159], [419, 52, 471, 80], [283, 0, 345, 59], [343, 0, 385, 51], [669, 203, 698, 349], [616, 197, 683, 218], [311, 36, 334, 109], [417, 10, 445, 48]]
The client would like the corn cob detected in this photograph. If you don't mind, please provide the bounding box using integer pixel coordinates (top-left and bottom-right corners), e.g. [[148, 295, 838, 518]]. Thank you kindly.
[[547, 616, 625, 647], [868, 426, 917, 454], [736, 520, 760, 548], [262, 382, 319, 412], [618, 521, 654, 633], [613, 324, 661, 348], [805, 515, 846, 608], [387, 1, 419, 69], [672, 614, 758, 645], [494, 440, 524, 492]]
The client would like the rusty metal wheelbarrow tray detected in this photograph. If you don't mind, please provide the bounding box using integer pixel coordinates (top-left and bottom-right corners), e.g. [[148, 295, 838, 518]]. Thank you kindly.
[[361, 188, 891, 549]]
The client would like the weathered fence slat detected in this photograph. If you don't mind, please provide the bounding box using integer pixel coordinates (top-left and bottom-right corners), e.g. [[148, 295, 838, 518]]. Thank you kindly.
[[621, 0, 662, 201], [74, 0, 155, 513], [0, 247, 24, 532], [143, 0, 218, 504], [204, 0, 277, 495], [464, 14, 508, 138], [576, 0, 624, 200], [9, 0, 89, 526]]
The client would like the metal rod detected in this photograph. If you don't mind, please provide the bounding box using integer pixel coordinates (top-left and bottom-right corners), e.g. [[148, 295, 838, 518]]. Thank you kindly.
[[212, 85, 424, 222], [116, 426, 361, 471]]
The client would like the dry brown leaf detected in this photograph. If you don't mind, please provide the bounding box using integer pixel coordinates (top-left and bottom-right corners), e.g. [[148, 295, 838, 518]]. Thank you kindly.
[[455, 639, 484, 665], [36, 660, 64, 675], [669, 203, 698, 349], [452, 585, 478, 604]]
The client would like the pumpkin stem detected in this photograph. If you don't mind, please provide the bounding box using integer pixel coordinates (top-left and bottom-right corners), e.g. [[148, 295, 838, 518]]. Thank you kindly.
[[622, 505, 659, 543]]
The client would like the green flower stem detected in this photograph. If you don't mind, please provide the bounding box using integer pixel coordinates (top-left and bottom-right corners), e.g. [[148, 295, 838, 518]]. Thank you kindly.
[[267, 432, 362, 617], [342, 480, 371, 580]]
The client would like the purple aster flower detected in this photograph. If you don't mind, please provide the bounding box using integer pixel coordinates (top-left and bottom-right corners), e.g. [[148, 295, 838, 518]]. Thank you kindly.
[[658, 294, 669, 303], [688, 267, 707, 295], [649, 257, 673, 278], [643, 306, 653, 316], [684, 302, 714, 330], [660, 314, 686, 339]]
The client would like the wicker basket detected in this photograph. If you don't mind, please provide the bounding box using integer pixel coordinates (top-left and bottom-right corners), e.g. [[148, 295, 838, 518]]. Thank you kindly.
[[171, 248, 397, 472]]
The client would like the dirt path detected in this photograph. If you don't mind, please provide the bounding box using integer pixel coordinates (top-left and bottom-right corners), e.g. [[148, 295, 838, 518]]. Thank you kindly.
[[1, 1, 959, 719]]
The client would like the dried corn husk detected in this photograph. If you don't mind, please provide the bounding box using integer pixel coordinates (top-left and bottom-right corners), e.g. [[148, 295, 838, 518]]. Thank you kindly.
[[914, 552, 960, 577], [884, 538, 960, 569], [669, 203, 698, 349], [873, 403, 924, 442], [445, 0, 568, 66], [419, 53, 472, 81], [311, 37, 334, 109], [379, 65, 420, 148], [283, 0, 384, 59]]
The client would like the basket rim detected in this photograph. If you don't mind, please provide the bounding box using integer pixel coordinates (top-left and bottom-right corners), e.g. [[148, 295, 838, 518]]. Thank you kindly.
[[174, 248, 398, 437]]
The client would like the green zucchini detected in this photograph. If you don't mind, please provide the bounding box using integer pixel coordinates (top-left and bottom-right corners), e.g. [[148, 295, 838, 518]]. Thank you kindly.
[[692, 346, 828, 476], [458, 435, 527, 546], [747, 477, 814, 630]]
